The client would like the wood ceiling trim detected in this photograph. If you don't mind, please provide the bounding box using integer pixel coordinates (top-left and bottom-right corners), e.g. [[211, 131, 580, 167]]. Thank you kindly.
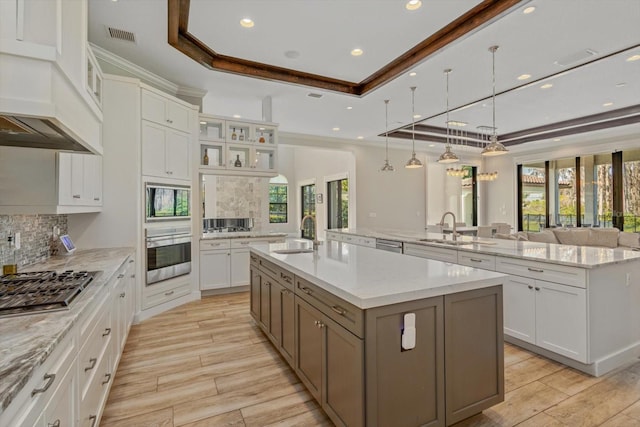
[[167, 0, 525, 96]]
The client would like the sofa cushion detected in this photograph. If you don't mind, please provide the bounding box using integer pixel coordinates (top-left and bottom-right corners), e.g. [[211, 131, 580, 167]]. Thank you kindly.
[[618, 232, 640, 248], [494, 233, 516, 240], [553, 228, 590, 246], [587, 228, 620, 248], [527, 230, 559, 244]]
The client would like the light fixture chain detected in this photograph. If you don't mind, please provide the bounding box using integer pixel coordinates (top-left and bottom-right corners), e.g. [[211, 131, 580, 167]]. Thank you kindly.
[[411, 86, 416, 155]]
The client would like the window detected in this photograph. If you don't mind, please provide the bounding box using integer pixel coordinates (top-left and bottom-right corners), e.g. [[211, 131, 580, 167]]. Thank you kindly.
[[623, 150, 640, 232], [327, 178, 348, 229], [521, 163, 547, 231], [269, 175, 288, 223]]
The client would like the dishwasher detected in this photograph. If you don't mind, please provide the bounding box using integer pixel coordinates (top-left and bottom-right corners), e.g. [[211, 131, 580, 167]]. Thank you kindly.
[[375, 238, 403, 253]]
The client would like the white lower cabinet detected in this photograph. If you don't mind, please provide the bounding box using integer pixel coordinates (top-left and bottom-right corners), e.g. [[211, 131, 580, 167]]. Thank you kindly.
[[33, 353, 76, 427], [200, 249, 231, 289], [503, 275, 587, 363], [230, 248, 250, 287]]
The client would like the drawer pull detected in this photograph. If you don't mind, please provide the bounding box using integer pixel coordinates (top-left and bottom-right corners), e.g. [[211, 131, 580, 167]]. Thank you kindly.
[[331, 305, 347, 316], [528, 267, 544, 273], [165, 290, 174, 296], [102, 328, 112, 337], [48, 420, 61, 427], [73, 194, 81, 199], [120, 292, 126, 298], [84, 358, 97, 372], [118, 274, 125, 279], [469, 258, 483, 263], [535, 287, 541, 291], [102, 373, 112, 385], [250, 256, 258, 262], [129, 259, 134, 263], [281, 273, 293, 283], [240, 242, 250, 245], [89, 415, 98, 427], [300, 287, 313, 295], [131, 274, 136, 278], [527, 285, 534, 290], [31, 373, 55, 397]]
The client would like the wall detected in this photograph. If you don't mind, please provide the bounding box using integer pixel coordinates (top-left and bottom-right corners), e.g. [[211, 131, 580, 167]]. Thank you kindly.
[[0, 214, 67, 268]]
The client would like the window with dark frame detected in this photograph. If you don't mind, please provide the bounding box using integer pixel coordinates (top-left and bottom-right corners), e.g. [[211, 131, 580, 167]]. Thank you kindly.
[[269, 183, 288, 223]]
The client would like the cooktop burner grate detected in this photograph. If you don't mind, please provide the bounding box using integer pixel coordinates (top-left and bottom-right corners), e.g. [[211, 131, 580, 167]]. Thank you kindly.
[[0, 270, 95, 317]]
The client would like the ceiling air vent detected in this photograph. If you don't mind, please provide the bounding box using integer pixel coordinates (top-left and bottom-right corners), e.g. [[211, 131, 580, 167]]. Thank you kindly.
[[554, 49, 597, 66], [307, 93, 323, 99], [106, 26, 137, 44]]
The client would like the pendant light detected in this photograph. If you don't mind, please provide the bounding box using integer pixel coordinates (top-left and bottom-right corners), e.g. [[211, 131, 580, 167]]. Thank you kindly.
[[438, 69, 459, 164], [481, 45, 509, 156], [380, 100, 395, 172], [405, 86, 423, 169]]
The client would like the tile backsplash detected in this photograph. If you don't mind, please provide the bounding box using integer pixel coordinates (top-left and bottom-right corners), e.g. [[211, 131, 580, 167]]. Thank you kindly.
[[0, 214, 68, 268], [202, 175, 269, 231]]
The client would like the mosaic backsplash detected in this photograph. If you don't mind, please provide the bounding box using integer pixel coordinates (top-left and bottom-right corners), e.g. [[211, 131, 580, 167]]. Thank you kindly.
[[0, 215, 68, 268], [203, 176, 269, 231]]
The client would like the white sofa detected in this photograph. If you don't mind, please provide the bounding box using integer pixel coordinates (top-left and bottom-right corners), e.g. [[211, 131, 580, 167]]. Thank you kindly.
[[495, 227, 640, 250]]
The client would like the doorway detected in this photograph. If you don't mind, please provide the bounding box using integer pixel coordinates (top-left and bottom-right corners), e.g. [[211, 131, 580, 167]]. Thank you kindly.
[[327, 178, 348, 229], [301, 183, 316, 240]]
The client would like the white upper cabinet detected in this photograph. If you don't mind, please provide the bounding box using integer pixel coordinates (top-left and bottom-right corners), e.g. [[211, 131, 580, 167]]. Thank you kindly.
[[142, 122, 191, 181], [141, 89, 192, 133]]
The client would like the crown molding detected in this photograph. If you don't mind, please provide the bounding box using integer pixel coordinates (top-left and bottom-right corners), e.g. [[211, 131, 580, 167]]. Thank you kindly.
[[89, 43, 207, 98]]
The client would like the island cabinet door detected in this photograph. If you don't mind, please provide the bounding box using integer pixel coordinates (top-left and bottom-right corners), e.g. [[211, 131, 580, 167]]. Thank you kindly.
[[503, 275, 536, 344], [259, 272, 272, 331], [295, 297, 324, 401], [279, 286, 295, 365], [249, 266, 260, 321], [444, 286, 504, 426], [269, 281, 283, 345], [365, 297, 445, 427]]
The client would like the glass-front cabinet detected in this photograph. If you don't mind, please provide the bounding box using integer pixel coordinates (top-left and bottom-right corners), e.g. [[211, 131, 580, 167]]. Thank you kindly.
[[199, 117, 225, 142], [200, 143, 225, 169], [227, 144, 277, 173], [226, 121, 277, 145]]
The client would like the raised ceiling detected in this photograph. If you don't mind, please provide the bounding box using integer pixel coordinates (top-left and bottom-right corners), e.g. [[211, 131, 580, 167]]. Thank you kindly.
[[88, 0, 640, 152]]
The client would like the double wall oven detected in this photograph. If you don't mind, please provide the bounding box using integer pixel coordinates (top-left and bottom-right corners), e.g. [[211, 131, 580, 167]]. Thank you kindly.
[[145, 226, 192, 286]]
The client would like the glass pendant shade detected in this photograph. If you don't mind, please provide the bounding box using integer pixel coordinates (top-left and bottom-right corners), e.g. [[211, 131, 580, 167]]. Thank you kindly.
[[438, 68, 460, 164], [405, 86, 423, 169], [380, 99, 395, 172], [481, 45, 508, 157]]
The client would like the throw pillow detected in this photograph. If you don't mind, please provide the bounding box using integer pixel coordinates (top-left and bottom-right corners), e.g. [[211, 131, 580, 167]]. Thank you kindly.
[[527, 230, 559, 244], [587, 228, 619, 248], [618, 232, 640, 248], [553, 228, 590, 246]]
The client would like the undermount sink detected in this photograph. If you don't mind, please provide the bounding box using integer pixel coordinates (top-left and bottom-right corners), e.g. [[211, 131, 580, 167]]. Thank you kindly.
[[418, 238, 474, 246], [272, 248, 315, 254]]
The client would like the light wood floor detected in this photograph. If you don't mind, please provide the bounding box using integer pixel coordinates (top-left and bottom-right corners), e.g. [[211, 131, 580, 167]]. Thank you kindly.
[[102, 292, 640, 427]]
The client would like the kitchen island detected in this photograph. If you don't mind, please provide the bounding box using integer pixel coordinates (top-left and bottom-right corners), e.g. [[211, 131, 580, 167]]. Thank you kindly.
[[250, 240, 508, 427]]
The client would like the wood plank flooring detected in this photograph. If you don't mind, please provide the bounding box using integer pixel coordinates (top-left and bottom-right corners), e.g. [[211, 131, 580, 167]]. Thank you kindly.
[[101, 292, 640, 427]]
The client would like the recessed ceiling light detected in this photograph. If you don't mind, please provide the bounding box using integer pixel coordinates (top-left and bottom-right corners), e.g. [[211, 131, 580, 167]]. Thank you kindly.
[[517, 74, 532, 81], [413, 114, 421, 119], [357, 136, 364, 140], [332, 127, 340, 131], [447, 121, 467, 127], [233, 114, 242, 118], [406, 0, 422, 11], [553, 138, 562, 142], [428, 144, 435, 147], [240, 18, 254, 28], [351, 48, 363, 57], [603, 102, 614, 107], [409, 72, 417, 77], [540, 83, 553, 89], [346, 106, 353, 110], [616, 82, 627, 87], [523, 6, 536, 14], [258, 127, 266, 130], [284, 50, 300, 59], [627, 54, 640, 62]]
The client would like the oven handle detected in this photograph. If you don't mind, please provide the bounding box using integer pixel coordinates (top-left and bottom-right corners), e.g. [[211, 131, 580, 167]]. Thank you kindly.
[[146, 234, 192, 248]]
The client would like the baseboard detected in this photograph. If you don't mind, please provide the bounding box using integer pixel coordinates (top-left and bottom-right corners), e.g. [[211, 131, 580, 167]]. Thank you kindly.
[[201, 285, 249, 297], [133, 290, 201, 323]]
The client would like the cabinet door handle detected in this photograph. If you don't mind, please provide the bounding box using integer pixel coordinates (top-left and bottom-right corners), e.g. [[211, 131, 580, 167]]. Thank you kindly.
[[317, 321, 325, 329], [94, 197, 100, 201], [89, 415, 98, 427], [73, 194, 81, 199], [118, 274, 125, 279], [469, 258, 483, 263], [165, 290, 174, 296], [528, 267, 544, 273], [300, 287, 313, 295], [281, 273, 293, 283], [131, 274, 136, 278], [102, 328, 111, 337], [48, 420, 61, 427], [120, 292, 126, 298], [84, 357, 97, 372], [331, 305, 347, 316], [535, 287, 541, 291], [240, 241, 250, 245], [250, 255, 258, 262], [129, 259, 134, 263], [265, 281, 271, 287], [102, 373, 112, 385], [31, 373, 55, 397], [527, 285, 534, 290]]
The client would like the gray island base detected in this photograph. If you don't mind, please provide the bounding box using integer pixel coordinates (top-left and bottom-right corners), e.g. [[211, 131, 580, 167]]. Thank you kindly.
[[249, 241, 507, 427]]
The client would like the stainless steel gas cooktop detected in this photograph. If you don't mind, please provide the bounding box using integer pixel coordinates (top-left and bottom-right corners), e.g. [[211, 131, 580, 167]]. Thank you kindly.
[[0, 270, 95, 317]]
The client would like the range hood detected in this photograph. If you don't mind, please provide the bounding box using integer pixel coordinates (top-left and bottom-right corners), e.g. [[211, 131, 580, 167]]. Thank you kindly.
[[0, 116, 91, 152]]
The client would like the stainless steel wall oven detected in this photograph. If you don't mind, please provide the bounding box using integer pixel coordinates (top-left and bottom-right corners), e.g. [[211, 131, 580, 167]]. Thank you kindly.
[[145, 226, 191, 285]]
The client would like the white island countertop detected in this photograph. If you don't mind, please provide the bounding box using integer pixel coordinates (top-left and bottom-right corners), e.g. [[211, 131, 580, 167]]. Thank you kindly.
[[251, 240, 507, 309], [328, 228, 640, 269]]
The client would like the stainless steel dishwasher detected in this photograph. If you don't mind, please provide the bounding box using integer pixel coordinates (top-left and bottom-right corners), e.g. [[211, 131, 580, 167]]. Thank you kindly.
[[375, 238, 403, 253]]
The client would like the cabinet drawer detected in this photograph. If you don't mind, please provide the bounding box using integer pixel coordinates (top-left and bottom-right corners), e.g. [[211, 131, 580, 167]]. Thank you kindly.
[[78, 287, 110, 348], [495, 257, 586, 288], [296, 277, 364, 338], [403, 243, 458, 263], [143, 280, 191, 309], [78, 302, 112, 399], [230, 239, 254, 249], [326, 232, 343, 242], [79, 347, 112, 427], [342, 234, 375, 247], [200, 239, 231, 250], [457, 252, 496, 270], [259, 257, 295, 290]]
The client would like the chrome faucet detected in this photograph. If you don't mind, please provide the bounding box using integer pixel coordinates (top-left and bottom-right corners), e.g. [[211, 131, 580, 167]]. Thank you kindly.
[[300, 215, 321, 250], [439, 211, 459, 241]]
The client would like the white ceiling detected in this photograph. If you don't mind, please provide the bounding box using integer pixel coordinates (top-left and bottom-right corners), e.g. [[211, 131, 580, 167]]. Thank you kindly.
[[88, 0, 640, 152]]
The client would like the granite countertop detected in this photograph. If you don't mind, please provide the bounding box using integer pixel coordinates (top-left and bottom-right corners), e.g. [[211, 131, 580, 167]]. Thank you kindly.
[[250, 240, 506, 309], [201, 231, 288, 240], [327, 228, 640, 269], [0, 247, 134, 415]]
